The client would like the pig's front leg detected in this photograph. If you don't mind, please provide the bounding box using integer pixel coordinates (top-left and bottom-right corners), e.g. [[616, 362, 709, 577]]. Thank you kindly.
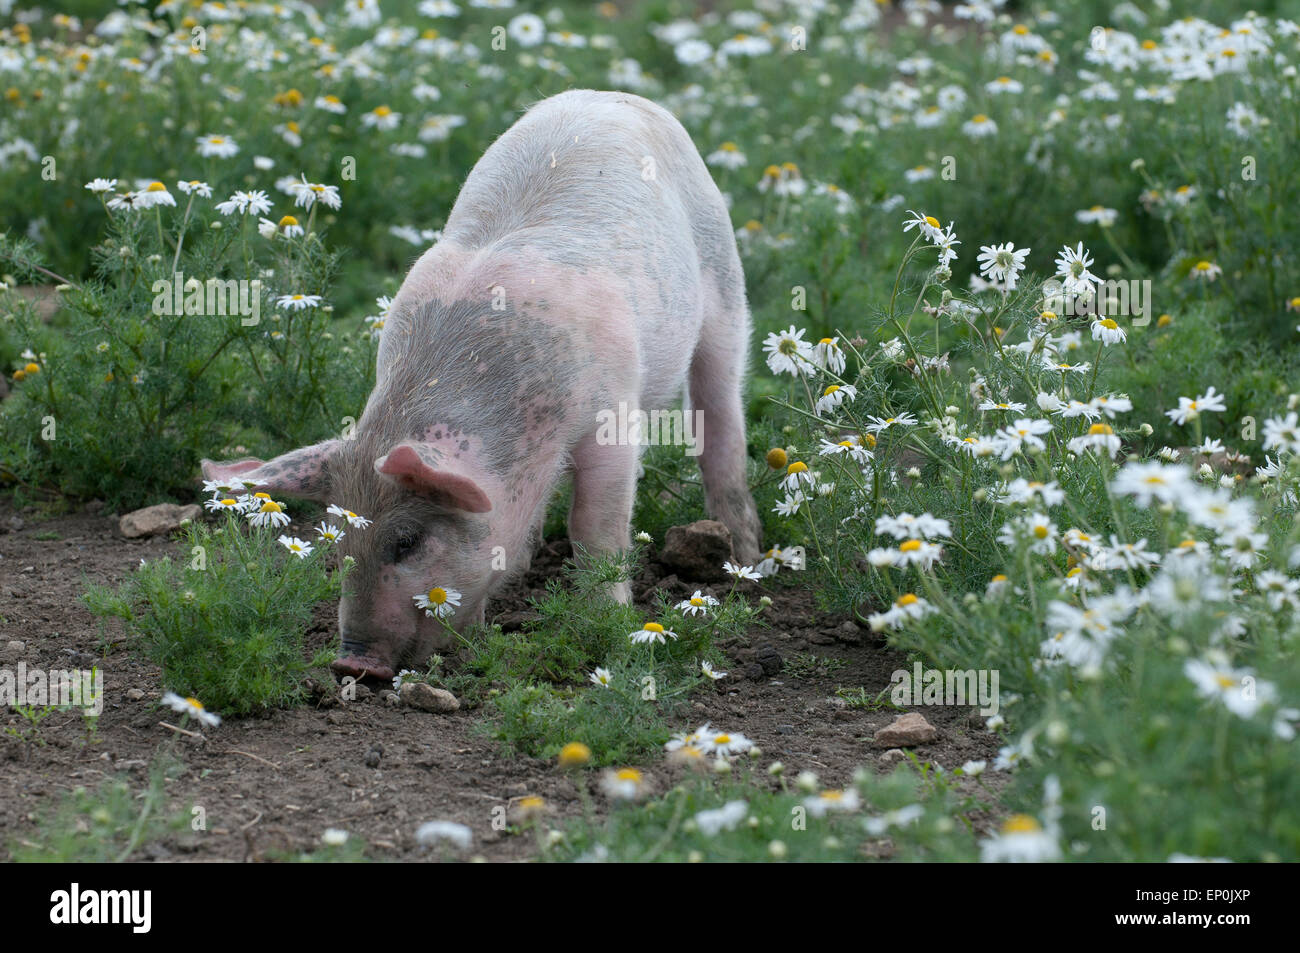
[[567, 431, 638, 604]]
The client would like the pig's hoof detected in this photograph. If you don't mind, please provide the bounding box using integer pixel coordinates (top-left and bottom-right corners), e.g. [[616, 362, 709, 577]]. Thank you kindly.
[[331, 656, 396, 683]]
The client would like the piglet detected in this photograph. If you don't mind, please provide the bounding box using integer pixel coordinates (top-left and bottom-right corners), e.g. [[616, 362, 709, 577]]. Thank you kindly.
[[202, 90, 761, 681]]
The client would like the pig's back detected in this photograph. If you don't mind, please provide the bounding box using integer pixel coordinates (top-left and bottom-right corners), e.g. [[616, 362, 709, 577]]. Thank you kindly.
[[441, 90, 724, 269]]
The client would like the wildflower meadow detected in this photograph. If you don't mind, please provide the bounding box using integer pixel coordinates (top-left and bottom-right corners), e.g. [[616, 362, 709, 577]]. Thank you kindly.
[[0, 0, 1296, 895]]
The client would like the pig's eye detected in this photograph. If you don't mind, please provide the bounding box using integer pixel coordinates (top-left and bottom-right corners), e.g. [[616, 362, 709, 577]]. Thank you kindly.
[[391, 532, 424, 563]]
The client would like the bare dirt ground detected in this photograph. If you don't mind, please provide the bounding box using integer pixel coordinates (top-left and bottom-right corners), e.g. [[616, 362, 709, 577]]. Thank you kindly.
[[0, 496, 1002, 861]]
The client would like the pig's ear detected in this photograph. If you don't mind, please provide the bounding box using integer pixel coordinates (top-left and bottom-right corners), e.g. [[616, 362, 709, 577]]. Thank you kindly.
[[374, 442, 492, 513], [200, 439, 339, 500]]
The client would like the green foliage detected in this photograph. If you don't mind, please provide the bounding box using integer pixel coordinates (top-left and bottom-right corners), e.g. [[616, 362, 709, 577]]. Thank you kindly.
[[454, 549, 756, 766], [545, 761, 986, 863], [0, 218, 374, 507], [8, 757, 189, 863], [83, 513, 343, 717]]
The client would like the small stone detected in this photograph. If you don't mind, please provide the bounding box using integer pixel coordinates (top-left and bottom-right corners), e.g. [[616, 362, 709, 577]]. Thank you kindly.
[[401, 681, 460, 713], [119, 503, 203, 539], [653, 574, 690, 598], [836, 621, 863, 644], [380, 690, 401, 708], [967, 708, 986, 728], [806, 630, 836, 646], [325, 710, 346, 725], [658, 520, 734, 582], [873, 712, 938, 747], [125, 688, 145, 702], [879, 748, 908, 766], [741, 662, 766, 681], [364, 746, 383, 768], [2, 640, 25, 661], [755, 644, 783, 676]]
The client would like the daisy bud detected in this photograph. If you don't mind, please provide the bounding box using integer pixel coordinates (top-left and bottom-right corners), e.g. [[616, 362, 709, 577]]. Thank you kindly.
[[748, 746, 762, 759], [768, 761, 785, 776], [973, 488, 987, 502], [1139, 423, 1153, 436], [687, 850, 703, 863], [945, 406, 960, 416], [906, 467, 921, 478], [1167, 636, 1189, 655], [1129, 158, 1145, 170], [759, 595, 773, 607], [1046, 720, 1068, 745], [1198, 464, 1214, 479], [935, 817, 955, 834], [713, 757, 731, 774], [796, 770, 819, 793], [769, 840, 788, 860]]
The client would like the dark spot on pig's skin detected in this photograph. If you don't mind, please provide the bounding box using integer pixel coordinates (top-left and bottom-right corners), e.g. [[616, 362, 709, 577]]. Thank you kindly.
[[349, 296, 581, 477]]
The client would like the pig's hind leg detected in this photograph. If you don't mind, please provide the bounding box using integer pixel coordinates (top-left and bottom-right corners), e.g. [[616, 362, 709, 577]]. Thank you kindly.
[[689, 281, 763, 565]]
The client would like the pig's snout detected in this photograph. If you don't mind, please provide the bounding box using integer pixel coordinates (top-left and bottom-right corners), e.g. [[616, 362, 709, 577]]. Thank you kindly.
[[331, 637, 396, 683]]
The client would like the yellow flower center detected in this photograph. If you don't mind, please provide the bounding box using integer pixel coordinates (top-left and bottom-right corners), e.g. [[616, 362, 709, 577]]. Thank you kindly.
[[1088, 423, 1114, 436], [900, 540, 922, 552], [787, 462, 808, 475], [145, 181, 167, 192], [1002, 814, 1041, 834], [643, 622, 664, 633], [897, 593, 918, 607], [558, 742, 591, 766]]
